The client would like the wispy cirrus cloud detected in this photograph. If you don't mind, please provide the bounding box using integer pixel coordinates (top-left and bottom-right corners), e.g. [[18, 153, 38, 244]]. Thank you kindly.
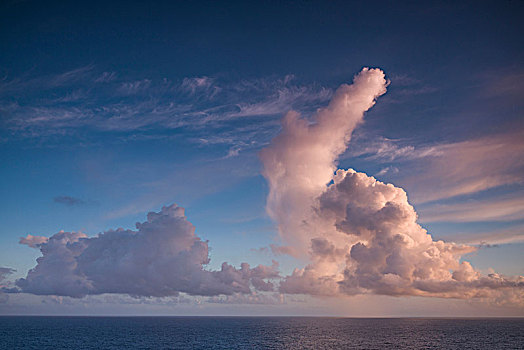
[[180, 76, 215, 95], [232, 84, 332, 117], [479, 67, 524, 100], [345, 134, 442, 162], [94, 71, 117, 83], [117, 79, 152, 95], [0, 67, 332, 147], [0, 65, 95, 95]]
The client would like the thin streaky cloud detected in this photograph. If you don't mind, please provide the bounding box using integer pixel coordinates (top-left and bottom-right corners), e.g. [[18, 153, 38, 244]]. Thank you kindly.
[[418, 194, 524, 223], [347, 129, 524, 203], [345, 134, 442, 162], [1, 67, 332, 144], [444, 226, 524, 246], [404, 130, 524, 203], [0, 65, 95, 94]]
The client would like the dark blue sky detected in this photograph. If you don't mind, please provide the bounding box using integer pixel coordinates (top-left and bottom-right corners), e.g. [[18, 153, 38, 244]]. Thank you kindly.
[[3, 1, 522, 77]]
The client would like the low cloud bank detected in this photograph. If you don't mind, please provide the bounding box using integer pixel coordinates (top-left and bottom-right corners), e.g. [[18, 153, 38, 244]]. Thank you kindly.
[[261, 68, 524, 305], [17, 204, 278, 298]]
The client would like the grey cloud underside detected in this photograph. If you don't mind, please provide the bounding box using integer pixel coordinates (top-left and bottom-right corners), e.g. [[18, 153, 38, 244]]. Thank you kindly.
[[17, 205, 278, 298]]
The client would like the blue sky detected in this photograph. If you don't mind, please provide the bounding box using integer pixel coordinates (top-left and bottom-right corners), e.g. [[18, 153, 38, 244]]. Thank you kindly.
[[0, 0, 523, 315]]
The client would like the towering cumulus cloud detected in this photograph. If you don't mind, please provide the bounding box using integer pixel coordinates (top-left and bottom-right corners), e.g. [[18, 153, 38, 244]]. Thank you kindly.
[[261, 68, 523, 304], [17, 204, 278, 297], [260, 68, 388, 256]]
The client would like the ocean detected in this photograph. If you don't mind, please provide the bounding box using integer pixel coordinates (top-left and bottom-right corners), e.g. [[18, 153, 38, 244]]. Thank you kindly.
[[1, 317, 523, 349]]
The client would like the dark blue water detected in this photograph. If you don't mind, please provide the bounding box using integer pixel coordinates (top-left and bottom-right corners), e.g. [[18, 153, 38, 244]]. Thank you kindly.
[[0, 317, 523, 349]]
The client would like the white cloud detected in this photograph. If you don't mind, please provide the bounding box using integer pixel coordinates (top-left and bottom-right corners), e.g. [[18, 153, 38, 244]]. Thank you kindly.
[[17, 204, 279, 298], [375, 166, 399, 177]]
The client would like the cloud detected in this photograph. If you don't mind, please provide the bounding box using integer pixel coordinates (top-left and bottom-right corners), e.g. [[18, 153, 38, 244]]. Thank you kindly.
[[443, 226, 524, 247], [207, 292, 284, 305], [480, 68, 524, 99], [94, 72, 117, 83], [53, 195, 86, 206], [232, 84, 332, 118], [117, 79, 152, 95], [0, 267, 16, 303], [17, 204, 279, 298], [269, 244, 300, 257], [375, 166, 399, 177], [19, 234, 49, 248], [0, 65, 94, 95], [346, 127, 524, 204], [0, 267, 15, 280], [0, 67, 331, 147], [180, 76, 215, 95], [260, 67, 388, 256], [418, 194, 524, 223], [260, 68, 524, 305], [402, 131, 524, 203], [346, 135, 441, 162]]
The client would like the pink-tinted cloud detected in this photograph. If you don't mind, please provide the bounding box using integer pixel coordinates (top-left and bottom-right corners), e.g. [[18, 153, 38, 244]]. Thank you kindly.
[[19, 234, 49, 248], [260, 68, 524, 306], [260, 67, 388, 256], [346, 128, 524, 204], [402, 131, 524, 203]]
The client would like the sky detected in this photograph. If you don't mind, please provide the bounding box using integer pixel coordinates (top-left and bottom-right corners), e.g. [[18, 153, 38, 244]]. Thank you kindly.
[[0, 0, 523, 316]]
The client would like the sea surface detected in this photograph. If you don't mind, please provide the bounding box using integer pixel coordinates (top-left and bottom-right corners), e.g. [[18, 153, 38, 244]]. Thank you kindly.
[[0, 317, 523, 349]]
